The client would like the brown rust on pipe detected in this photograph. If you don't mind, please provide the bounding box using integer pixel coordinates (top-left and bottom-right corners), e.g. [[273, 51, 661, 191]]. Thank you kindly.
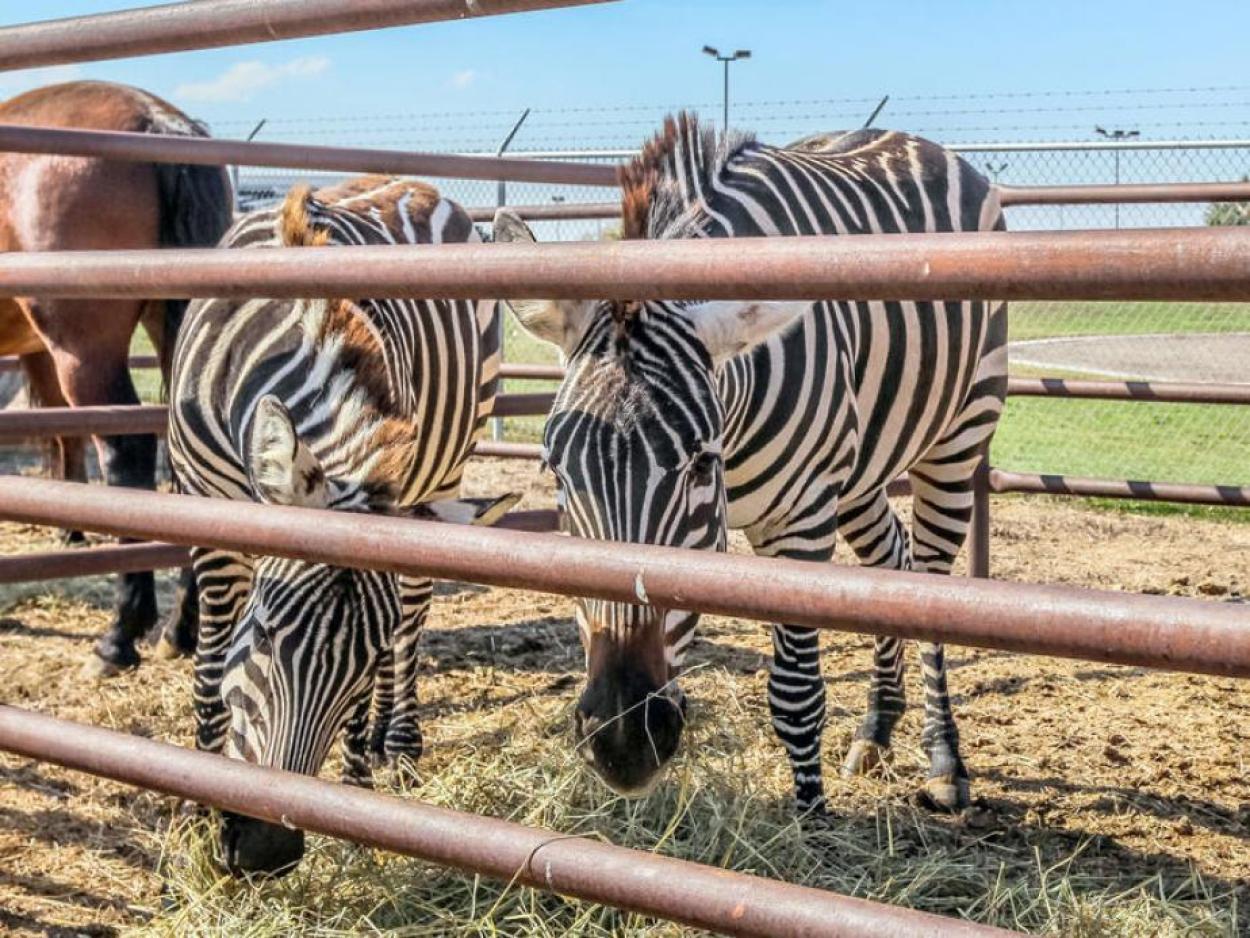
[[998, 181, 1250, 206], [0, 707, 1012, 938], [0, 542, 188, 584], [0, 0, 618, 71], [990, 469, 1250, 507], [0, 124, 618, 188], [1006, 377, 1250, 405], [0, 476, 1246, 679], [2, 228, 1248, 302]]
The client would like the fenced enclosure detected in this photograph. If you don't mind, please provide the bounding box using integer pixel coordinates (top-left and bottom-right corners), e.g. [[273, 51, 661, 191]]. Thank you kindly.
[[0, 2, 1248, 935], [232, 136, 1250, 493]]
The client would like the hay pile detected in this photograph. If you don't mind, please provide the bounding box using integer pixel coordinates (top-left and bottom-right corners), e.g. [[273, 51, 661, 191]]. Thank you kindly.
[[0, 459, 1246, 936]]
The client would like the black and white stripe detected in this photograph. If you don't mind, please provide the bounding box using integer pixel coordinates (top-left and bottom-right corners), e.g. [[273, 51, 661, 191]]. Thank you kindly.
[[499, 115, 1007, 811], [169, 177, 500, 786]]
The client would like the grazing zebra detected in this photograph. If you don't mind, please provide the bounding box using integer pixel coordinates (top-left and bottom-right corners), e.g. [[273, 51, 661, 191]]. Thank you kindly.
[[168, 176, 517, 876], [494, 114, 1007, 814]]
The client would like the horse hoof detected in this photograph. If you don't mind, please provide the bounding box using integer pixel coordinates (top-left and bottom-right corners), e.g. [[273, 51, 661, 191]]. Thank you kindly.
[[80, 654, 125, 680], [916, 774, 971, 813], [151, 635, 187, 661], [59, 530, 88, 548], [841, 739, 889, 778]]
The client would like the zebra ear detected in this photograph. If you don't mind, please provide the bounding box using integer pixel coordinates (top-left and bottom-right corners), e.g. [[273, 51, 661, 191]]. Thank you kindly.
[[683, 300, 812, 365], [492, 208, 592, 354], [410, 492, 522, 527], [248, 395, 328, 508]]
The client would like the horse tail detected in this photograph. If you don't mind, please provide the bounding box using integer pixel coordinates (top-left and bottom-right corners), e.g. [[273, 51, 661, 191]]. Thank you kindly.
[[147, 115, 233, 398]]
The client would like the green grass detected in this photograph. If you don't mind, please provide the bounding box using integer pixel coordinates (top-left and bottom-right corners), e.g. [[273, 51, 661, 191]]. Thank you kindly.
[[497, 308, 561, 444], [494, 302, 1250, 520], [1009, 301, 1250, 341]]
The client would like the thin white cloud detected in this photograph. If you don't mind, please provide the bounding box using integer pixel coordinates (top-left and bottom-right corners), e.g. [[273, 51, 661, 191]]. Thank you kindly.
[[175, 56, 330, 103], [450, 69, 478, 90]]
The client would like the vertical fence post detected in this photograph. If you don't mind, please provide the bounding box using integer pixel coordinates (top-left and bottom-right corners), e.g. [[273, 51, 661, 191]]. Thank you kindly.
[[967, 452, 992, 579], [492, 109, 531, 443]]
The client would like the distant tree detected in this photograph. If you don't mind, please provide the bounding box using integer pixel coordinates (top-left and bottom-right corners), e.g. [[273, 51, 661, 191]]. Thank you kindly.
[[1206, 176, 1250, 226]]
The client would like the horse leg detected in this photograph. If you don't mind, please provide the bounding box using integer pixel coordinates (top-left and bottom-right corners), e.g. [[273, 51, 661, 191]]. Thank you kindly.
[[19, 350, 88, 545], [29, 299, 159, 677], [150, 564, 199, 660]]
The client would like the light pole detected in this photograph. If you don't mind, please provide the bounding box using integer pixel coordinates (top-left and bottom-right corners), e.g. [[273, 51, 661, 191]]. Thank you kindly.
[[1095, 125, 1139, 228], [702, 46, 750, 131]]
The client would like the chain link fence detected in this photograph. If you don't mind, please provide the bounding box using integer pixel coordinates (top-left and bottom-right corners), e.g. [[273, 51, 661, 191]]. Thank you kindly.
[[236, 136, 1250, 490]]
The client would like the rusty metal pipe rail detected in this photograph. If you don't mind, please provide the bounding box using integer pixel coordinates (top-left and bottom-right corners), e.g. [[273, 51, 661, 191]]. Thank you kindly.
[[0, 125, 618, 188], [0, 0, 618, 71], [989, 469, 1250, 507], [998, 181, 1250, 206], [0, 354, 159, 374], [470, 181, 1250, 222], [0, 395, 555, 442], [3, 228, 1250, 302], [0, 706, 1010, 938], [499, 363, 566, 381], [0, 542, 188, 584], [490, 392, 555, 418], [473, 440, 545, 460], [0, 476, 1247, 679], [468, 201, 622, 222], [0, 404, 546, 460], [0, 405, 166, 442], [1006, 377, 1250, 405]]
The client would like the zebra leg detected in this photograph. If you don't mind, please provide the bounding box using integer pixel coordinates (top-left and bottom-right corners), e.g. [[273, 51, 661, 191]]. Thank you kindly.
[[341, 693, 374, 788], [836, 490, 913, 778], [749, 528, 837, 814], [151, 564, 200, 660], [903, 463, 978, 813], [368, 645, 396, 767], [904, 319, 1007, 813], [191, 548, 253, 755], [379, 576, 431, 770]]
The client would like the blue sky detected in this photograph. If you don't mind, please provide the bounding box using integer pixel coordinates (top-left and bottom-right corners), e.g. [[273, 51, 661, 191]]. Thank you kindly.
[[2, 1, 1250, 151]]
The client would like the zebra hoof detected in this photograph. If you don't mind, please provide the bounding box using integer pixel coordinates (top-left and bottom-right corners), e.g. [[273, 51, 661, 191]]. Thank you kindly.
[[841, 739, 889, 778], [916, 774, 971, 813]]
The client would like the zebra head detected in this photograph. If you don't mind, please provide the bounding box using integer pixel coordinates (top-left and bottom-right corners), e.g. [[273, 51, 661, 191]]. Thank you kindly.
[[220, 395, 516, 876], [495, 210, 808, 796]]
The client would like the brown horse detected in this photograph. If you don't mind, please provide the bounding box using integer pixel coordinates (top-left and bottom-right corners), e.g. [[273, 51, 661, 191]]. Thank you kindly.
[[0, 80, 232, 676]]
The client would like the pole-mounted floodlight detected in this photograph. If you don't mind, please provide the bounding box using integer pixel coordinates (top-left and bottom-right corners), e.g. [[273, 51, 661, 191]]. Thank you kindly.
[[1094, 126, 1139, 228], [703, 45, 752, 130]]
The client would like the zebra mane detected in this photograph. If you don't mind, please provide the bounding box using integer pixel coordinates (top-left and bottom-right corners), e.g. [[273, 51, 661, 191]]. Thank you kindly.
[[618, 112, 756, 242], [278, 186, 420, 501]]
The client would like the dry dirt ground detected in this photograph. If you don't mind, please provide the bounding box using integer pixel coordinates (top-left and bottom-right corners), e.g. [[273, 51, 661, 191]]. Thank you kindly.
[[0, 457, 1247, 935]]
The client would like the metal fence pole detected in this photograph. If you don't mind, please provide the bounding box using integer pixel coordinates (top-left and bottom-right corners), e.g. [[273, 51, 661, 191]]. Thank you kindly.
[[968, 453, 992, 579], [492, 109, 531, 442]]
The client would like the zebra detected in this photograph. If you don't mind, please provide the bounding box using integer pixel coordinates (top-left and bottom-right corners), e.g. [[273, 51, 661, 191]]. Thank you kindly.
[[493, 113, 1007, 815], [168, 176, 518, 876]]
